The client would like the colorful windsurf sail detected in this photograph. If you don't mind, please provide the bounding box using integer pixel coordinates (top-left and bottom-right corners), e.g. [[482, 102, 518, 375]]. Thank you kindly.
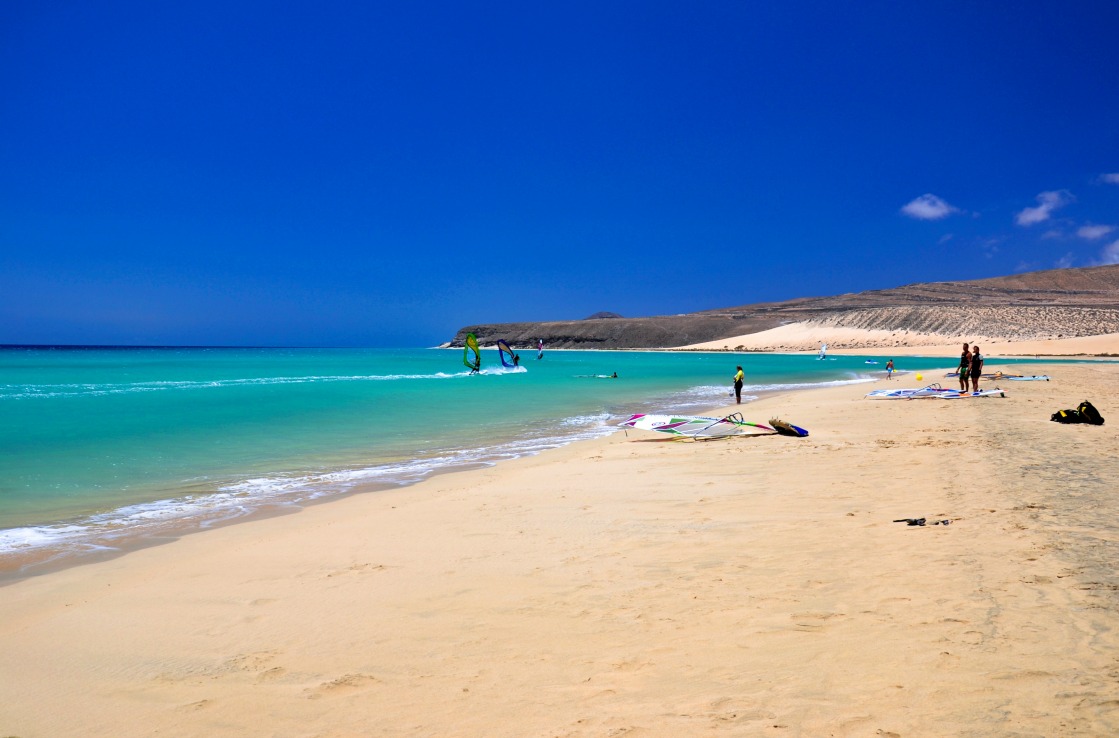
[[537, 339, 544, 360], [463, 333, 481, 373], [496, 340, 515, 368], [618, 413, 775, 439]]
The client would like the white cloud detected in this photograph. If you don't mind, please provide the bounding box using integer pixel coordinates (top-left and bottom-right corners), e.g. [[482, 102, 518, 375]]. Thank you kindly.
[[1015, 190, 1073, 226], [1100, 173, 1119, 184], [1078, 224, 1115, 240], [1055, 252, 1076, 269], [1100, 240, 1119, 265], [900, 193, 960, 220]]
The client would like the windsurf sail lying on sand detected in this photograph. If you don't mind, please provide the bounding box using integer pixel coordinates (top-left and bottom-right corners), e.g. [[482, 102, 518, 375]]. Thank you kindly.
[[936, 388, 1007, 399], [497, 340, 516, 368], [945, 371, 1025, 379], [619, 413, 775, 439], [865, 383, 957, 400], [463, 333, 481, 373], [866, 383, 1007, 400]]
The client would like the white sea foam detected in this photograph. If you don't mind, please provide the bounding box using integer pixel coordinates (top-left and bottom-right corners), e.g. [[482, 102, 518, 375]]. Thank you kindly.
[[0, 410, 617, 564], [0, 371, 497, 400], [0, 373, 872, 569]]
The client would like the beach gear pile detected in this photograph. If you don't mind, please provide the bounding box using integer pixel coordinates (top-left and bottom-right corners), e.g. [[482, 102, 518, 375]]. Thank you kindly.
[[1050, 400, 1105, 425]]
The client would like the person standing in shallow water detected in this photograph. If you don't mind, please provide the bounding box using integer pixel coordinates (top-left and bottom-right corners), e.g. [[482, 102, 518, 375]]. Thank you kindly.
[[970, 345, 984, 393], [732, 365, 744, 404]]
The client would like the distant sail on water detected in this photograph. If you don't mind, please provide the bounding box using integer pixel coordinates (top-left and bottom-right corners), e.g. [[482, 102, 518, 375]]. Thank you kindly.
[[496, 340, 516, 368], [463, 333, 481, 372], [537, 339, 544, 360], [818, 343, 827, 360]]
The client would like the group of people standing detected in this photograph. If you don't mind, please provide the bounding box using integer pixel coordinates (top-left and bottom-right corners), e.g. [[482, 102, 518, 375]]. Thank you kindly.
[[957, 342, 984, 392], [729, 342, 986, 403]]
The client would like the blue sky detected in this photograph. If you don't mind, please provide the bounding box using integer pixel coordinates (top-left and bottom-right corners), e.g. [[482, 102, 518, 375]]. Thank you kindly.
[[2, 1, 1118, 346]]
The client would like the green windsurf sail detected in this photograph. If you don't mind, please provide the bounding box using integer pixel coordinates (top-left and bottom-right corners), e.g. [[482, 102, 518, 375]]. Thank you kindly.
[[463, 332, 481, 373]]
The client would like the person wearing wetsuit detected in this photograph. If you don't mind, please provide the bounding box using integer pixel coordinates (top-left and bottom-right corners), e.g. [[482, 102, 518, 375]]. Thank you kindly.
[[970, 345, 984, 393], [733, 365, 744, 404]]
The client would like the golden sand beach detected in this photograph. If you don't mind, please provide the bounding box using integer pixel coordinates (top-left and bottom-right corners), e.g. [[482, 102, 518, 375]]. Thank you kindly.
[[2, 355, 1118, 736]]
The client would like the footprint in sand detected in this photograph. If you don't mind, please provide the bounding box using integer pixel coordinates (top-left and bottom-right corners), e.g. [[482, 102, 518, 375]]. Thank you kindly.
[[226, 650, 280, 673], [304, 673, 381, 699], [326, 563, 388, 578]]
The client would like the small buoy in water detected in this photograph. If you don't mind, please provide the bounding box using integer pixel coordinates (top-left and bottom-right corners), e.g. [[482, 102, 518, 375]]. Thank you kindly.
[[916, 374, 923, 381]]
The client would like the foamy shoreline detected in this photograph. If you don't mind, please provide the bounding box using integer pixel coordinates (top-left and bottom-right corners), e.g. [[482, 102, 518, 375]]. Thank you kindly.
[[2, 358, 1118, 736]]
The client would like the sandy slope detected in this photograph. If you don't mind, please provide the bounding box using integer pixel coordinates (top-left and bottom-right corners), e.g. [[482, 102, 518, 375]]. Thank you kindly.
[[682, 321, 1119, 356]]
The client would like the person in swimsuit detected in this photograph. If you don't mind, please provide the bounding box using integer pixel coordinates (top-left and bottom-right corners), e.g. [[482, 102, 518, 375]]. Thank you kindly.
[[732, 365, 744, 404], [958, 343, 971, 392], [970, 345, 984, 393], [885, 359, 894, 380]]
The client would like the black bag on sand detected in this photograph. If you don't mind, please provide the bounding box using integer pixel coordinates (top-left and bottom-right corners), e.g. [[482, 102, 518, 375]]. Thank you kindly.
[[1051, 401, 1105, 425], [1077, 400, 1105, 425], [1051, 408, 1080, 423]]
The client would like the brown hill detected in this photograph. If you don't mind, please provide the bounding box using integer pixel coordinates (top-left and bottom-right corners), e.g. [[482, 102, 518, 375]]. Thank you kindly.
[[449, 264, 1119, 349]]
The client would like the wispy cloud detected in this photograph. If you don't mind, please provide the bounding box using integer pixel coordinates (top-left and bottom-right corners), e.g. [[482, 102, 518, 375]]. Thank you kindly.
[[900, 193, 960, 220], [1078, 224, 1115, 240], [1100, 173, 1119, 184], [1015, 190, 1073, 226], [1055, 253, 1076, 269], [1100, 240, 1119, 265]]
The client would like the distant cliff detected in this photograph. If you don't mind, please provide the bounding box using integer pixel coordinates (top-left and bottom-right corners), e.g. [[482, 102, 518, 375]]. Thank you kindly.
[[449, 264, 1119, 349]]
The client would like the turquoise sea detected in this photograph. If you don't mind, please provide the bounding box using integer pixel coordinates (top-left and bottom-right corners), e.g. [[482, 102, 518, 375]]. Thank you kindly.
[[0, 346, 1059, 576]]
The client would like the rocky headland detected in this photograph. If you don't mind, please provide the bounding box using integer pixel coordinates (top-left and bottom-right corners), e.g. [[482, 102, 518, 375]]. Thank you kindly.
[[449, 264, 1119, 354]]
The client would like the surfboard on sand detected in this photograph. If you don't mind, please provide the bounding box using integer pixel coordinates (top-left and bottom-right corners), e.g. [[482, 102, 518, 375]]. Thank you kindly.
[[768, 418, 809, 437]]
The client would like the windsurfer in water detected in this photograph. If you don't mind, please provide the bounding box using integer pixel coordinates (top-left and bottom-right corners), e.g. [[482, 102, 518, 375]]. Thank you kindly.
[[513, 354, 520, 367]]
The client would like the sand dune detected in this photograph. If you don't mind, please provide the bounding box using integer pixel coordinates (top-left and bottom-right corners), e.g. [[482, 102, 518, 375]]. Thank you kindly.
[[682, 320, 1119, 357]]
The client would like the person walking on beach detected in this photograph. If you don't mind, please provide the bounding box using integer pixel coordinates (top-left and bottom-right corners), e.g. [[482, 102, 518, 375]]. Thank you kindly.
[[732, 365, 744, 404], [958, 342, 971, 392], [970, 345, 984, 393], [885, 359, 894, 380]]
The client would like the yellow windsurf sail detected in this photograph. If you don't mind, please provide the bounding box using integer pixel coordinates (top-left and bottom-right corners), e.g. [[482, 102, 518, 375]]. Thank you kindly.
[[463, 333, 481, 373]]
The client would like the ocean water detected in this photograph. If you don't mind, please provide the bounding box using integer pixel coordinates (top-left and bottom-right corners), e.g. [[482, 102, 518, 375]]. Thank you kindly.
[[0, 346, 1053, 575]]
